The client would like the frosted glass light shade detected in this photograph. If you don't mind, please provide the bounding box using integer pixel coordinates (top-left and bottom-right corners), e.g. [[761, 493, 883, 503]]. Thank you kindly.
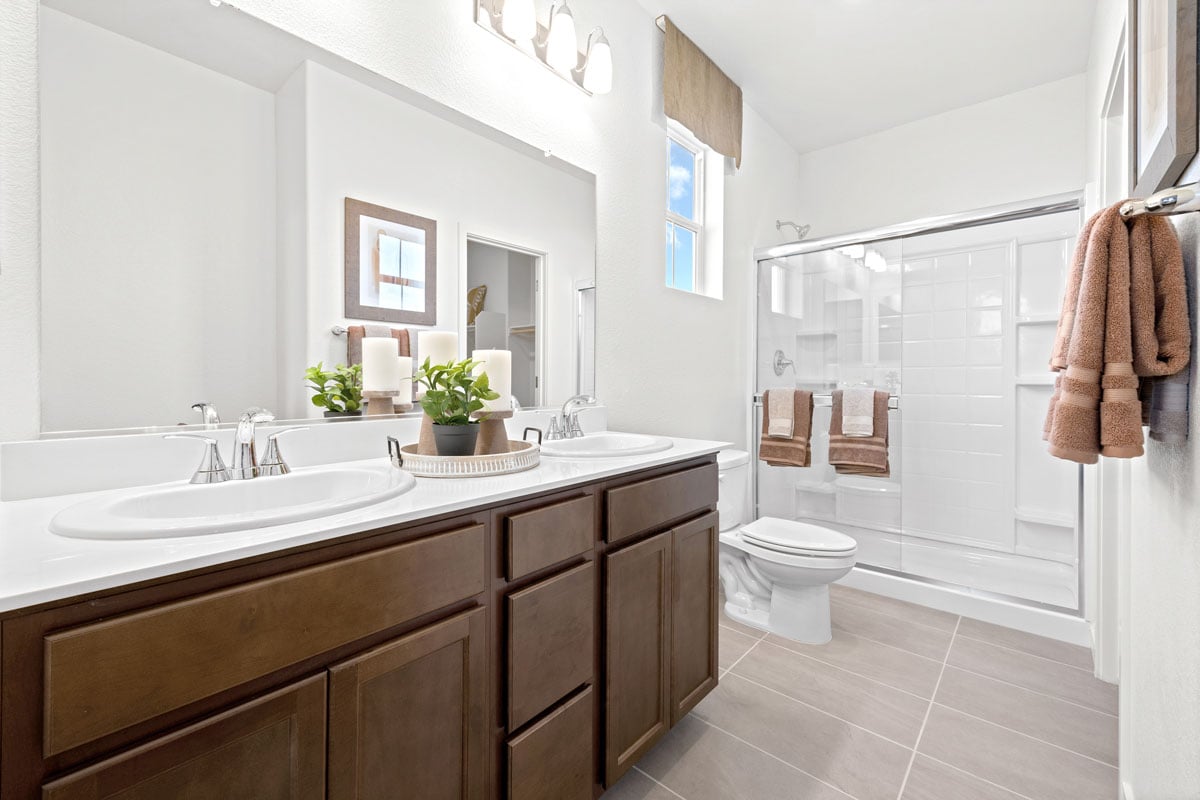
[[500, 0, 537, 43], [582, 30, 612, 94], [545, 3, 578, 74]]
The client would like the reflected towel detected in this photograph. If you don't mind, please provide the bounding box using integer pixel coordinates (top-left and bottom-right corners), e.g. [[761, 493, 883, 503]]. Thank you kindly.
[[829, 390, 890, 476], [760, 390, 813, 467], [347, 325, 411, 366], [767, 388, 796, 439], [842, 387, 875, 437]]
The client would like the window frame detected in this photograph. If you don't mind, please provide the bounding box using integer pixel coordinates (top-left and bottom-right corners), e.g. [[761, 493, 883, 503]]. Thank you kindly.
[[665, 125, 706, 293]]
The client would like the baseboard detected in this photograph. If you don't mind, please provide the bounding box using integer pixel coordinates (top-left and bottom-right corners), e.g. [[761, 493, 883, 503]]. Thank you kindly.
[[839, 566, 1093, 646]]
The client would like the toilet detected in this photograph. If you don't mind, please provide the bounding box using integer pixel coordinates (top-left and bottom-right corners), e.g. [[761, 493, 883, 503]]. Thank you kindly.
[[717, 449, 858, 644]]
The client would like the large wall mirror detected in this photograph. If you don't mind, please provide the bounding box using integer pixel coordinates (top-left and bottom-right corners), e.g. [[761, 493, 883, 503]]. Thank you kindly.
[[37, 0, 597, 436]]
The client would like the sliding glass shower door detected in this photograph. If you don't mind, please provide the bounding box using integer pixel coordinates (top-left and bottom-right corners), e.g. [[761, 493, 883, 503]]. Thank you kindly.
[[755, 207, 1082, 610]]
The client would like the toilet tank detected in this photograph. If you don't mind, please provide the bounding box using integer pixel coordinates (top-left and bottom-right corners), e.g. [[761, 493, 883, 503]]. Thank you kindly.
[[717, 449, 751, 532]]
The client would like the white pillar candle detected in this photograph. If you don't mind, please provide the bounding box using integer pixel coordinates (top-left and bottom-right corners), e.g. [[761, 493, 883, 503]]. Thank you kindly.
[[362, 337, 400, 392], [472, 349, 512, 413], [396, 356, 413, 404], [417, 330, 459, 366]]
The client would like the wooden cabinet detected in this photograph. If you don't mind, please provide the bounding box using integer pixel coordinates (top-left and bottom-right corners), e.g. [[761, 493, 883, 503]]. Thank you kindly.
[[42, 675, 326, 800], [604, 531, 672, 786], [1, 456, 717, 800], [670, 512, 720, 725], [328, 609, 487, 800], [603, 510, 720, 786]]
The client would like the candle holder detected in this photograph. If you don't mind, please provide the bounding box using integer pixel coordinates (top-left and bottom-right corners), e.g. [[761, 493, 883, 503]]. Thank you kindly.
[[392, 401, 414, 414], [472, 409, 513, 455], [364, 390, 399, 416]]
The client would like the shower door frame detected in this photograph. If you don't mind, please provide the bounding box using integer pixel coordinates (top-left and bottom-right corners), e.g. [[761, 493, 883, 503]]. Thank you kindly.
[[751, 192, 1087, 617]]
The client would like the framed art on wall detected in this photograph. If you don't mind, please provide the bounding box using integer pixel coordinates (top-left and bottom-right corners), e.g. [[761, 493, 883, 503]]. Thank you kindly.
[[345, 197, 437, 325], [1130, 0, 1198, 195]]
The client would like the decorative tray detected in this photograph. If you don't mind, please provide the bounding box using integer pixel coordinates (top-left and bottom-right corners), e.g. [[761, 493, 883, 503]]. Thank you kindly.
[[388, 438, 540, 478]]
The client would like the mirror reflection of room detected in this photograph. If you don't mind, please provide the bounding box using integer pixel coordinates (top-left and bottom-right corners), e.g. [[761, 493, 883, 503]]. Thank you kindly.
[[466, 241, 540, 409]]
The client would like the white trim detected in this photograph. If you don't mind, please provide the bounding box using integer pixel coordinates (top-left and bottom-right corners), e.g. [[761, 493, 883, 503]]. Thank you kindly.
[[838, 566, 1093, 646]]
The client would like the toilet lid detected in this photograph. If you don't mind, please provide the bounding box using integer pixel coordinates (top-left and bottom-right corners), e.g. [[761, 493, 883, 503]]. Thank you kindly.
[[739, 517, 857, 556]]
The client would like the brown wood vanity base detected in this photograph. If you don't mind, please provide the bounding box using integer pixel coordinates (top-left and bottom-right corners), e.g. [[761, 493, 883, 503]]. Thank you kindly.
[[0, 455, 718, 799]]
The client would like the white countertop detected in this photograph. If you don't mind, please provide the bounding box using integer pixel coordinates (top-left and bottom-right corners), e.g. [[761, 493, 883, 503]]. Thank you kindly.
[[0, 436, 725, 614]]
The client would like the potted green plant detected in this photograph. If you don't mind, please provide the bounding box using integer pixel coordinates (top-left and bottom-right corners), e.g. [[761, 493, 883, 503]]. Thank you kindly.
[[306, 362, 363, 419], [414, 357, 500, 456]]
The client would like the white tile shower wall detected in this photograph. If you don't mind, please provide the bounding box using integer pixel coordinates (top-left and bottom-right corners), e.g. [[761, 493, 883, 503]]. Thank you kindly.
[[903, 244, 1013, 552]]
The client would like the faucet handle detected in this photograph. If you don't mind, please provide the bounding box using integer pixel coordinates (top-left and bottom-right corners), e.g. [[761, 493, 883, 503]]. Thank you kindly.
[[191, 402, 221, 429], [545, 416, 563, 441], [258, 427, 309, 477], [164, 434, 231, 484]]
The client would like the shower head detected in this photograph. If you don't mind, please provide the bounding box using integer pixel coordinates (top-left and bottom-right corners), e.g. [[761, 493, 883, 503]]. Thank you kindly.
[[776, 220, 811, 240]]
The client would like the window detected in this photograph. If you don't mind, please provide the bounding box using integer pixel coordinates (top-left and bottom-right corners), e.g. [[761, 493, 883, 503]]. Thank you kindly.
[[665, 132, 704, 293]]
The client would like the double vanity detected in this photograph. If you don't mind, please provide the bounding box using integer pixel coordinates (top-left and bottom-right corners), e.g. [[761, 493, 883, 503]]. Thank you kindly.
[[0, 426, 723, 799]]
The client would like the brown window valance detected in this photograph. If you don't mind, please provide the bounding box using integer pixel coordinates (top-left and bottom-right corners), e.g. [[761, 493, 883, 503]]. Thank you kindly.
[[660, 15, 743, 167]]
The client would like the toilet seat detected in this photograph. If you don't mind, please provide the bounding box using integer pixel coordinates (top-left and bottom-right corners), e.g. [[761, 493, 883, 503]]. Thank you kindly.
[[739, 517, 857, 558]]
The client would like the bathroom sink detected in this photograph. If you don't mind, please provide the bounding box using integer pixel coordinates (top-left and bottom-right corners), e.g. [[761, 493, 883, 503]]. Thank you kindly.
[[540, 432, 673, 458], [50, 463, 416, 540]]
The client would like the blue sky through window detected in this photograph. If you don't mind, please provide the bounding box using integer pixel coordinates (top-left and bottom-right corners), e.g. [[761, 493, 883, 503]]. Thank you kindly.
[[668, 139, 696, 220]]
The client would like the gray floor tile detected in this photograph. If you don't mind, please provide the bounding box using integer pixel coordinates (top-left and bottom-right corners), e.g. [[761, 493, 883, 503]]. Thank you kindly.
[[956, 616, 1093, 670], [719, 610, 767, 640], [947, 636, 1117, 715], [766, 629, 944, 698], [935, 667, 1118, 766], [691, 674, 911, 800], [901, 756, 1027, 800], [830, 584, 960, 632], [917, 705, 1118, 800], [601, 768, 684, 800], [718, 627, 760, 671], [732, 640, 929, 747], [831, 596, 955, 661], [635, 714, 849, 800]]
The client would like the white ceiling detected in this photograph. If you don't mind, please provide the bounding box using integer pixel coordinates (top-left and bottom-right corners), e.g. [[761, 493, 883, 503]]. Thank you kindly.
[[638, 0, 1098, 153]]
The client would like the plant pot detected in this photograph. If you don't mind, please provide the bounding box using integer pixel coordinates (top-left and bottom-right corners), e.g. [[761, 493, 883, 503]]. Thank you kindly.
[[432, 422, 479, 456], [323, 410, 363, 421]]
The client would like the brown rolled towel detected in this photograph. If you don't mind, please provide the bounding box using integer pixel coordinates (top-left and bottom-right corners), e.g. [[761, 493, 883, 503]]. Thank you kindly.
[[829, 390, 890, 476], [760, 389, 813, 468], [347, 325, 411, 366], [1047, 204, 1124, 464], [1129, 214, 1191, 378]]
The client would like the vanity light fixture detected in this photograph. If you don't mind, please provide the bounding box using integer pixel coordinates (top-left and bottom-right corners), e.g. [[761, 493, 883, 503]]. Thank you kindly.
[[499, 0, 537, 43], [475, 0, 611, 95], [579, 28, 612, 94], [543, 0, 579, 74]]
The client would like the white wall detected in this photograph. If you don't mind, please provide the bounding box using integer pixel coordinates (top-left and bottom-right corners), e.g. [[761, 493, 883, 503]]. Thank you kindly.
[[296, 60, 595, 419], [39, 9, 278, 431], [0, 0, 40, 442], [793, 75, 1088, 238], [1082, 1, 1200, 795]]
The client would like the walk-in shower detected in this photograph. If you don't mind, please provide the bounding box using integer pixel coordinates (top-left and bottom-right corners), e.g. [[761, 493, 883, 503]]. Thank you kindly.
[[753, 195, 1084, 612]]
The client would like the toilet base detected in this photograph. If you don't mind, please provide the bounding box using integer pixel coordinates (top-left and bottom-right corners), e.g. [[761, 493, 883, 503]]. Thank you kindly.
[[767, 583, 832, 644]]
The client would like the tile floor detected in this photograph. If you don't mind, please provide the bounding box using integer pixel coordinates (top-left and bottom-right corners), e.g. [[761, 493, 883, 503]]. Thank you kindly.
[[604, 584, 1118, 800]]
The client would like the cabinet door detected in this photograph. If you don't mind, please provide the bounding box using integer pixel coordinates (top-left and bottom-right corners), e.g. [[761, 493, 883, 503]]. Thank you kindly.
[[604, 531, 671, 786], [671, 511, 719, 724], [42, 675, 326, 800], [328, 608, 487, 800]]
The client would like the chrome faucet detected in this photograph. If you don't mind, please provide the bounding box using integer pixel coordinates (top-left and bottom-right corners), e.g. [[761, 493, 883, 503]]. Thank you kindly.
[[191, 402, 221, 429], [546, 395, 598, 440], [230, 407, 275, 479]]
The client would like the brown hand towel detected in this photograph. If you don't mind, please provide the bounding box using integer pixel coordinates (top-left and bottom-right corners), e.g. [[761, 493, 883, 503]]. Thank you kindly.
[[759, 389, 813, 467], [1099, 207, 1143, 459], [1047, 204, 1124, 464], [347, 325, 411, 366], [1050, 211, 1102, 371], [1144, 211, 1199, 444], [828, 390, 890, 477], [1129, 214, 1191, 377]]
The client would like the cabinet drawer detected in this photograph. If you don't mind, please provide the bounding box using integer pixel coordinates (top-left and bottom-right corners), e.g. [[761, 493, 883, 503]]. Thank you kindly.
[[505, 495, 593, 580], [507, 687, 593, 800], [605, 463, 717, 545], [44, 524, 487, 757], [507, 561, 594, 731], [42, 674, 326, 800]]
